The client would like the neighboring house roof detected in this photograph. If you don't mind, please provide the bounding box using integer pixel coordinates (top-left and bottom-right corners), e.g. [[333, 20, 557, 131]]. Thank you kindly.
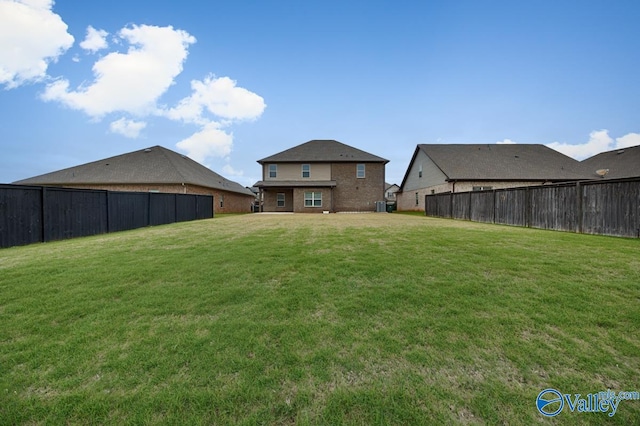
[[580, 144, 640, 179], [14, 145, 254, 196], [257, 140, 389, 164], [400, 144, 591, 189], [385, 183, 399, 190]]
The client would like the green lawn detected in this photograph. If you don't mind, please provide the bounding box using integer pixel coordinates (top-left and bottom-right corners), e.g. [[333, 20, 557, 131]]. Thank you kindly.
[[1, 213, 639, 425]]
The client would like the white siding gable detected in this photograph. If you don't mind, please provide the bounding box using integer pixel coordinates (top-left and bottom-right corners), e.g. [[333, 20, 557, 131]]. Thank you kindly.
[[402, 149, 447, 191]]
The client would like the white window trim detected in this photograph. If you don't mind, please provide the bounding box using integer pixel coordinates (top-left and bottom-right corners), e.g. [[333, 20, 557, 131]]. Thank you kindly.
[[269, 164, 277, 178], [357, 163, 366, 178], [304, 191, 322, 207], [302, 164, 310, 178], [276, 192, 285, 207]]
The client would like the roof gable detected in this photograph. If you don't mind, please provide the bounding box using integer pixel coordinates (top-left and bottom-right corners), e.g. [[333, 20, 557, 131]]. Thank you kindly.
[[258, 140, 388, 164], [14, 146, 254, 196]]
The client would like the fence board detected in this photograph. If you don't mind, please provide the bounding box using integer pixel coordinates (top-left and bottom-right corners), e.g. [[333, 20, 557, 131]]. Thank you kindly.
[[149, 193, 177, 226], [529, 185, 578, 232], [176, 194, 197, 222], [43, 187, 108, 242], [196, 196, 214, 219], [108, 192, 150, 232], [452, 192, 471, 220], [469, 191, 494, 223], [435, 193, 452, 218], [494, 188, 527, 226], [0, 185, 214, 248], [582, 180, 640, 238], [425, 178, 640, 238], [0, 185, 42, 248]]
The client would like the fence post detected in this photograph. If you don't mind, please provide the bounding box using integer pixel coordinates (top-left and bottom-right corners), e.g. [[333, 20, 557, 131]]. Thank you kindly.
[[492, 189, 496, 224], [576, 181, 583, 234], [449, 193, 453, 219], [525, 187, 531, 228], [41, 186, 47, 243], [105, 191, 110, 233], [147, 192, 152, 226]]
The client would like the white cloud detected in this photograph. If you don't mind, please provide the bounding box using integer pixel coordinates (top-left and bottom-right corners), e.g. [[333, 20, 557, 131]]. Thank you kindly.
[[80, 26, 108, 53], [164, 74, 266, 124], [0, 0, 74, 88], [165, 74, 266, 165], [546, 130, 640, 160], [615, 133, 640, 149], [496, 139, 517, 144], [547, 130, 614, 160], [109, 117, 146, 138], [176, 124, 233, 163], [222, 162, 243, 177], [42, 24, 195, 117]]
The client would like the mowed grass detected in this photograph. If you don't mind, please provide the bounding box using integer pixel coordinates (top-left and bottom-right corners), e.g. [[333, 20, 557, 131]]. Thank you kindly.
[[1, 213, 639, 425]]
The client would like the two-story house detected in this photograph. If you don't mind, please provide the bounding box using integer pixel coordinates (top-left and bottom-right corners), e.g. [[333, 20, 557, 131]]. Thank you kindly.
[[254, 140, 389, 213]]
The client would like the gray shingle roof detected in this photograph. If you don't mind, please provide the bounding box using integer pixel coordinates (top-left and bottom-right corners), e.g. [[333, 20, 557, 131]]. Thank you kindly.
[[14, 145, 254, 196], [416, 144, 591, 181], [257, 140, 389, 164], [580, 144, 640, 179]]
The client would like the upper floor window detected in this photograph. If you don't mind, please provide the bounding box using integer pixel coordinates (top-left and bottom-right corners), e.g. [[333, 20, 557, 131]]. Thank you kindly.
[[302, 164, 310, 178], [356, 164, 365, 178], [269, 164, 277, 178]]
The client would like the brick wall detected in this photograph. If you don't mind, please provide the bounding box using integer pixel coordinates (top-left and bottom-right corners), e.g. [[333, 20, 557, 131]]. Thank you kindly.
[[262, 189, 294, 212], [292, 187, 332, 213], [331, 163, 385, 212]]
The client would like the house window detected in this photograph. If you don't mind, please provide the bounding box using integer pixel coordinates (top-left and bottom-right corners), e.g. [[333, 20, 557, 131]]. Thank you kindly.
[[302, 164, 310, 178], [415, 192, 419, 205], [220, 195, 224, 208], [357, 164, 365, 178], [387, 191, 394, 198], [419, 164, 423, 178], [304, 191, 322, 207], [269, 164, 277, 178], [277, 192, 285, 207], [472, 186, 493, 191]]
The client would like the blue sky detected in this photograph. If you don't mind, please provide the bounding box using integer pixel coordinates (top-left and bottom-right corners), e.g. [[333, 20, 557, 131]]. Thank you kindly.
[[1, 0, 639, 186]]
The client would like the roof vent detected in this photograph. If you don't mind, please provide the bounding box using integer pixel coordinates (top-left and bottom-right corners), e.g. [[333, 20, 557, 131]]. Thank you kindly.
[[596, 169, 609, 177], [144, 148, 151, 153], [617, 149, 625, 154]]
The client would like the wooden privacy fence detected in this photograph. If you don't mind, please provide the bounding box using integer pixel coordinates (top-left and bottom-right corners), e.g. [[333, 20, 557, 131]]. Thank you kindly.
[[0, 185, 214, 248], [425, 177, 640, 238]]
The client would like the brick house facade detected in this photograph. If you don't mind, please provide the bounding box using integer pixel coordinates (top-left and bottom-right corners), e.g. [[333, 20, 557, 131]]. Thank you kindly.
[[255, 140, 388, 213]]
